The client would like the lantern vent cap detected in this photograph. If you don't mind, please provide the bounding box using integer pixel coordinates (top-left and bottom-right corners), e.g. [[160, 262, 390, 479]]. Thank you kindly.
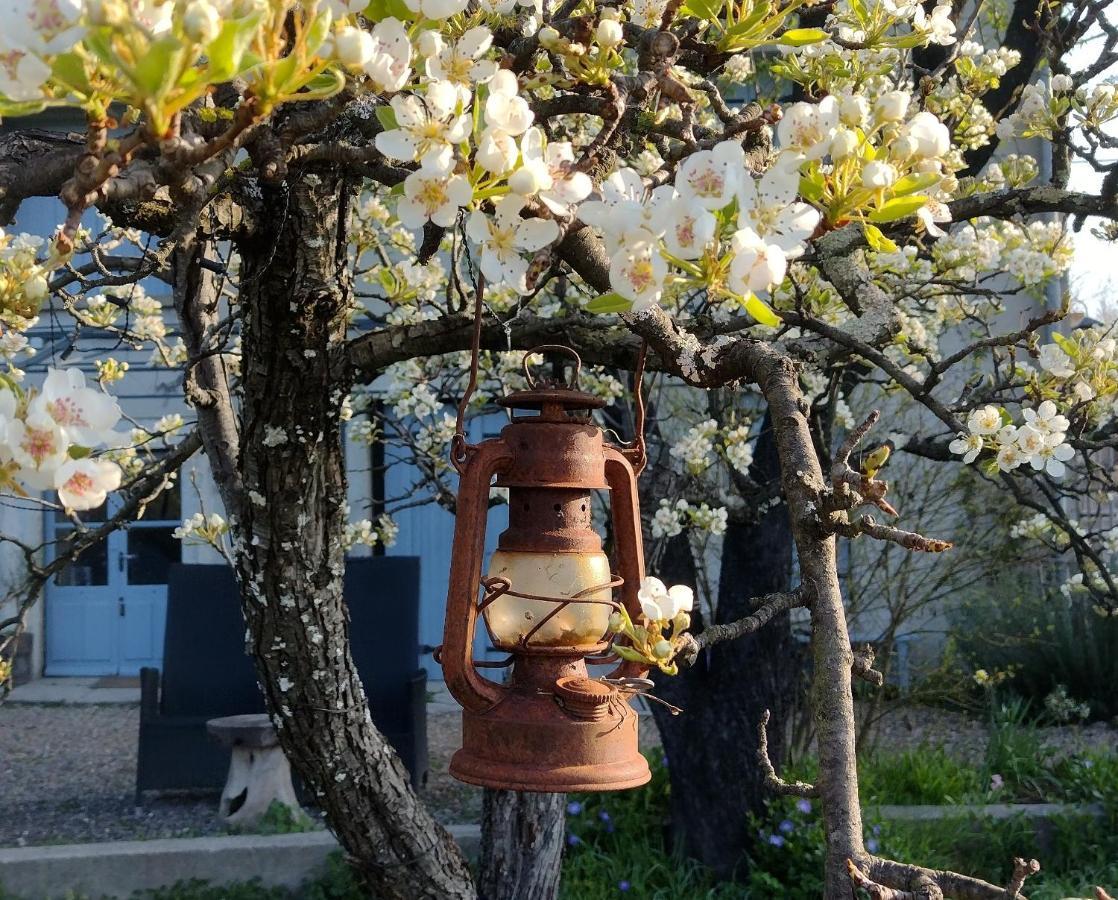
[[499, 344, 605, 418]]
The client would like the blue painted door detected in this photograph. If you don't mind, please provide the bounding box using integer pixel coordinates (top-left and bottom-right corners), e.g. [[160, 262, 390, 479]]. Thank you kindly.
[[45, 480, 182, 675], [386, 413, 508, 679]]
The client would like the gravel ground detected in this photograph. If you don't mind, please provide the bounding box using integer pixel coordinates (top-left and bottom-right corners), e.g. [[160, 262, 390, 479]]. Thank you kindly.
[[1, 700, 1114, 849]]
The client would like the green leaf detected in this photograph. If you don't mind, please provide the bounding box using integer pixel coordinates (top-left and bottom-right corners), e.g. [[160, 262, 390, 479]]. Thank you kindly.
[[364, 0, 416, 20], [206, 14, 263, 82], [586, 292, 633, 314], [778, 27, 827, 46], [682, 0, 725, 20], [50, 52, 91, 95], [0, 96, 48, 118], [304, 7, 333, 54], [1051, 331, 1077, 355], [741, 292, 781, 326], [614, 645, 650, 663], [132, 36, 181, 96], [892, 172, 941, 196], [299, 68, 346, 100], [375, 104, 398, 131], [798, 173, 824, 203], [863, 223, 898, 253], [868, 196, 928, 223]]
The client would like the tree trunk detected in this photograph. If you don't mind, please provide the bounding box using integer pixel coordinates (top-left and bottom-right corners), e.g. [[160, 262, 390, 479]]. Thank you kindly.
[[231, 171, 475, 900], [478, 789, 566, 900], [648, 413, 797, 877]]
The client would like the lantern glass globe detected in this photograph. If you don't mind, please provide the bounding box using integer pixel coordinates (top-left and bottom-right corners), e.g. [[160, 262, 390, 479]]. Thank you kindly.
[[484, 549, 613, 648]]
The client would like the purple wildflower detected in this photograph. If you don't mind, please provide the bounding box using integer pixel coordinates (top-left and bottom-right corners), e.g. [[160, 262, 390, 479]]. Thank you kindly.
[[768, 834, 785, 847], [567, 833, 581, 847], [867, 838, 880, 854], [779, 819, 795, 835], [618, 881, 631, 892], [567, 801, 583, 816], [796, 799, 812, 814]]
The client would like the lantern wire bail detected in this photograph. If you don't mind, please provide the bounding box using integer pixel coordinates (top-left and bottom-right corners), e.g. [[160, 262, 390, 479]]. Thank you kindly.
[[448, 269, 649, 475], [451, 274, 485, 472]]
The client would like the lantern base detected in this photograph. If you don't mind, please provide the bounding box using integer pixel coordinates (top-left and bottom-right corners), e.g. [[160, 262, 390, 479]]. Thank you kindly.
[[449, 685, 651, 793]]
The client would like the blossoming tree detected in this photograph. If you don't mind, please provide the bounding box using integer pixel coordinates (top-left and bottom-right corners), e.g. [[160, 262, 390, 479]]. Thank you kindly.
[[0, 0, 1117, 896]]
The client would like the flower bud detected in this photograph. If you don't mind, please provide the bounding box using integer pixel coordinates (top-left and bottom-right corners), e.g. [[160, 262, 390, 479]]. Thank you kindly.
[[335, 25, 375, 69], [600, 6, 621, 19], [416, 30, 444, 58], [873, 90, 910, 123], [508, 165, 545, 195], [891, 134, 919, 159], [23, 272, 49, 303], [673, 611, 691, 632], [608, 611, 623, 632], [653, 639, 673, 659], [838, 92, 869, 127], [596, 18, 624, 47], [183, 1, 221, 43], [538, 26, 561, 49], [1051, 73, 1073, 93], [862, 160, 898, 189], [830, 127, 859, 159]]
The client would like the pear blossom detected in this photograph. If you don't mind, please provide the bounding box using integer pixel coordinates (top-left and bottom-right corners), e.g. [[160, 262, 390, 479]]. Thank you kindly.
[[638, 576, 694, 621], [675, 141, 745, 210], [423, 26, 498, 103], [484, 70, 533, 136], [662, 195, 717, 260], [465, 195, 559, 293], [374, 82, 469, 162], [54, 457, 122, 512], [31, 368, 122, 446], [403, 0, 469, 20], [7, 414, 68, 488], [513, 131, 592, 214], [728, 228, 787, 295], [396, 149, 473, 229], [967, 405, 1002, 435], [364, 18, 413, 92], [949, 432, 983, 463], [578, 168, 658, 254], [1038, 343, 1074, 378], [1022, 400, 1069, 436], [476, 127, 519, 174], [776, 97, 839, 159], [996, 441, 1026, 472], [609, 239, 668, 310], [737, 161, 820, 256]]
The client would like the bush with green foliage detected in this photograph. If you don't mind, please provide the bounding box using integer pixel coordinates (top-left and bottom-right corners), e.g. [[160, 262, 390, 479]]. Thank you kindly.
[[951, 576, 1118, 721]]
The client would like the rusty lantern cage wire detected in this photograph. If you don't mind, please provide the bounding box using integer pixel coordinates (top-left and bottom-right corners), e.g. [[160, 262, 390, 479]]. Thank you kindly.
[[438, 322, 653, 792]]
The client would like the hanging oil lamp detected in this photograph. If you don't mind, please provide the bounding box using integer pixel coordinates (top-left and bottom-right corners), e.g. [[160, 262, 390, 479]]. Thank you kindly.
[[439, 340, 652, 792]]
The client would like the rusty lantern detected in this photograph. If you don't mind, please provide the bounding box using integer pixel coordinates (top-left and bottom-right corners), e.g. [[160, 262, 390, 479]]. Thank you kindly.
[[439, 344, 652, 792]]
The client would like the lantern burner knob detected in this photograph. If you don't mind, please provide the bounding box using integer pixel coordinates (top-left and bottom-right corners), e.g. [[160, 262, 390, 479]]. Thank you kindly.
[[553, 676, 615, 722]]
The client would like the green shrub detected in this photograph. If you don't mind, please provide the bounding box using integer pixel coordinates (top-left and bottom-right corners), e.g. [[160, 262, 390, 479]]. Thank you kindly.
[[951, 580, 1118, 721]]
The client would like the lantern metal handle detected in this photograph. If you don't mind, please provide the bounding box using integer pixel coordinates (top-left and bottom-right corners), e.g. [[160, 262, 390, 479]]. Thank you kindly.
[[441, 438, 512, 715], [522, 344, 583, 390], [602, 446, 649, 680]]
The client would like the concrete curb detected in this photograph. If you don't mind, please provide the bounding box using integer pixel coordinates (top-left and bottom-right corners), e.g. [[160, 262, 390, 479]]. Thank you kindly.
[[0, 826, 481, 899], [871, 801, 1105, 821]]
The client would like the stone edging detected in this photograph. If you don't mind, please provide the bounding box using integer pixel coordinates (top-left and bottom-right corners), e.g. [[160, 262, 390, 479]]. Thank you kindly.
[[0, 826, 482, 900]]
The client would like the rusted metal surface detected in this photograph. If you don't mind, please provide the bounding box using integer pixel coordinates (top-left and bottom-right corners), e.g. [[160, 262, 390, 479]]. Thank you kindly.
[[440, 347, 651, 792]]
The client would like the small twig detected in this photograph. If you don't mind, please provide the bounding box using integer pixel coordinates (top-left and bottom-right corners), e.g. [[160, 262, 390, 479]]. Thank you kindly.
[[837, 515, 954, 553], [758, 710, 818, 798], [674, 587, 808, 667], [827, 410, 899, 518]]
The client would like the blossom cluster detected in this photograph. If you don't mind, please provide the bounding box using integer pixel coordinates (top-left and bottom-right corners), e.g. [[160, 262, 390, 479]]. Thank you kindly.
[[0, 369, 123, 511], [608, 576, 694, 675], [651, 497, 729, 538], [949, 400, 1074, 477]]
